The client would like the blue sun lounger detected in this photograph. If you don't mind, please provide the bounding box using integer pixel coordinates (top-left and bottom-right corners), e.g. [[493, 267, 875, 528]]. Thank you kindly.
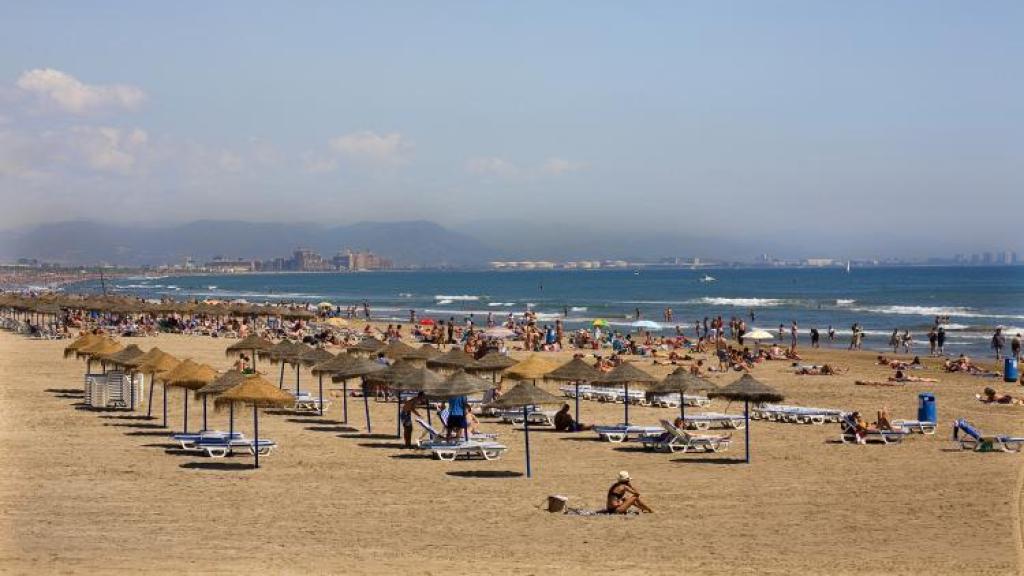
[[593, 424, 664, 443], [194, 436, 277, 458], [172, 430, 245, 450], [953, 418, 1024, 452]]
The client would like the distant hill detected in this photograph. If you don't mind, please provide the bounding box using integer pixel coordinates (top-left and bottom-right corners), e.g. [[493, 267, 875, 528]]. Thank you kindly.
[[0, 220, 497, 267]]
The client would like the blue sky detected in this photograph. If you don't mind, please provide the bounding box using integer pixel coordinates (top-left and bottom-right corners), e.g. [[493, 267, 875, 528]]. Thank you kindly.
[[1, 1, 1021, 256]]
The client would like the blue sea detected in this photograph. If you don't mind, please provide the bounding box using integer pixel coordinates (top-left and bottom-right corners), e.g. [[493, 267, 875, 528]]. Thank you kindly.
[[73, 266, 1023, 358]]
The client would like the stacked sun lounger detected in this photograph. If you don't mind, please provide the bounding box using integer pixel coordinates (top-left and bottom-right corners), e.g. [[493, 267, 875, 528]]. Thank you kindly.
[[681, 412, 746, 430], [593, 424, 664, 443], [649, 392, 712, 408], [752, 404, 845, 425]]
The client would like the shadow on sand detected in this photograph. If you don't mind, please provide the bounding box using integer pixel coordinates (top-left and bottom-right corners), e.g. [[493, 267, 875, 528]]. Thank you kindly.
[[339, 433, 395, 440], [180, 461, 255, 471], [446, 470, 523, 479], [305, 425, 359, 433], [669, 457, 745, 465]]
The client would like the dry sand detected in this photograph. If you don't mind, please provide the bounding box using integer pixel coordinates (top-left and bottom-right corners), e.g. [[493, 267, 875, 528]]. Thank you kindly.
[[1, 330, 1022, 575]]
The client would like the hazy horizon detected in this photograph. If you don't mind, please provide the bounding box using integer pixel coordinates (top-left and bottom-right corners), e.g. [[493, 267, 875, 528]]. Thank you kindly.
[[2, 2, 1022, 258]]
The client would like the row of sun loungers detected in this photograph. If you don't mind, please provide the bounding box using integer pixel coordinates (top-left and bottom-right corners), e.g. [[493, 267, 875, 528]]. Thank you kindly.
[[752, 404, 845, 425], [559, 384, 710, 408], [171, 430, 277, 458]]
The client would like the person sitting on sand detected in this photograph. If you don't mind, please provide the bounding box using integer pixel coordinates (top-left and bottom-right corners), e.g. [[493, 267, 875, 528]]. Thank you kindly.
[[978, 387, 1023, 405], [606, 471, 654, 514], [554, 403, 591, 432]]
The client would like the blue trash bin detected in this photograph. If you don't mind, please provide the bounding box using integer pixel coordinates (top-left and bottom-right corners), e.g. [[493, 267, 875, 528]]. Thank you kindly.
[[1004, 358, 1019, 383], [918, 393, 936, 424]]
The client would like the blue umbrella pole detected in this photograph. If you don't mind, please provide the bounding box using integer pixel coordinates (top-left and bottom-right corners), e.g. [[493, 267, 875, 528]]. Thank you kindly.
[[395, 388, 402, 438], [295, 364, 301, 396], [202, 395, 208, 431], [624, 383, 630, 426], [574, 382, 581, 432], [182, 389, 189, 434], [162, 384, 167, 428], [278, 362, 285, 389], [146, 373, 155, 417], [744, 400, 750, 464], [342, 380, 349, 423], [523, 405, 532, 478], [680, 389, 686, 421], [229, 403, 234, 437]]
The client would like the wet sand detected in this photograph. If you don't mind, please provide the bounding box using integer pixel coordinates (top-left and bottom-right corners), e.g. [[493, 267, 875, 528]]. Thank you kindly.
[[1, 330, 1021, 575]]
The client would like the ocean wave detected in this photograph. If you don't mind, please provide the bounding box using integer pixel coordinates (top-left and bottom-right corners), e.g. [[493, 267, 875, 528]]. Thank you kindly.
[[434, 295, 479, 301], [835, 299, 856, 305], [696, 297, 785, 307], [850, 305, 1024, 321], [487, 302, 515, 307], [436, 299, 453, 305], [571, 306, 588, 312]]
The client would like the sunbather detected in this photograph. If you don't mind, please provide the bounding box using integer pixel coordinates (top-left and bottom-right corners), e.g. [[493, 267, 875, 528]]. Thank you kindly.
[[554, 403, 591, 431], [606, 471, 654, 514], [978, 387, 1023, 405], [400, 392, 425, 448], [889, 370, 937, 383]]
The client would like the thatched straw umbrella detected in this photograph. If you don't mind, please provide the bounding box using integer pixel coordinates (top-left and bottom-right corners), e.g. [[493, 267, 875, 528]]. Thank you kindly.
[[426, 349, 476, 373], [63, 333, 103, 359], [465, 352, 518, 385], [76, 338, 123, 374], [131, 348, 179, 422], [486, 382, 564, 478], [330, 358, 385, 433], [391, 367, 445, 428], [267, 340, 304, 389], [422, 369, 495, 441], [196, 370, 247, 437], [381, 339, 416, 361], [348, 337, 386, 358], [159, 360, 217, 433], [298, 347, 334, 412], [215, 374, 295, 469], [545, 357, 602, 432], [708, 374, 784, 464], [363, 359, 423, 437], [311, 353, 356, 420], [649, 368, 717, 421], [403, 343, 441, 363], [504, 354, 558, 383], [597, 362, 658, 426], [225, 334, 274, 371]]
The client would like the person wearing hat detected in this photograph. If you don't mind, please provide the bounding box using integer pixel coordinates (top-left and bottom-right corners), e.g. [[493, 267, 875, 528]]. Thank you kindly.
[[606, 471, 654, 514]]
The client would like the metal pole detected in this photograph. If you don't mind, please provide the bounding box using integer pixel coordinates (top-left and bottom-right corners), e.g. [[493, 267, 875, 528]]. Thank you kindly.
[[162, 384, 168, 428], [523, 405, 532, 478], [574, 382, 581, 431], [295, 363, 300, 396], [363, 381, 372, 434], [745, 400, 750, 464], [202, 395, 208, 431], [229, 403, 234, 437], [278, 362, 285, 389], [624, 382, 630, 426], [253, 404, 260, 469], [342, 380, 349, 423], [395, 388, 402, 438], [318, 374, 324, 416], [183, 388, 189, 434], [129, 370, 136, 410], [146, 372, 155, 417], [680, 388, 686, 421]]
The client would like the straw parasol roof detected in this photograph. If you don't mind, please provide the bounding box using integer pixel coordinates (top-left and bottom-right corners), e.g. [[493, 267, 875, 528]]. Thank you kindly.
[[195, 369, 248, 398], [76, 338, 123, 360], [214, 373, 295, 409], [709, 374, 784, 403], [267, 340, 306, 364], [348, 338, 386, 355], [102, 344, 146, 366], [504, 354, 559, 381], [427, 348, 478, 370], [545, 357, 602, 382], [159, 359, 218, 390], [423, 369, 495, 399], [597, 362, 659, 386], [466, 352, 519, 372], [391, 367, 444, 392], [310, 353, 356, 375], [301, 347, 335, 366], [381, 339, 416, 360], [404, 344, 442, 360], [486, 382, 564, 408], [134, 349, 180, 374], [329, 357, 386, 382], [63, 333, 104, 358], [225, 334, 275, 355], [649, 367, 717, 395]]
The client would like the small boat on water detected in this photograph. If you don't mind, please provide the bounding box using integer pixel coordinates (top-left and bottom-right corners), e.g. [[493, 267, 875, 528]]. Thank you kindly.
[[700, 274, 716, 283]]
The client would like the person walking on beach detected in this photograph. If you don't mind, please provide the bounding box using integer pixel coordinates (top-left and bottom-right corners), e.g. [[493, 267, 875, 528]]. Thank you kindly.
[[606, 471, 654, 514], [901, 330, 913, 354], [992, 328, 1005, 360], [889, 329, 900, 353], [790, 321, 798, 352], [928, 327, 938, 356], [937, 326, 946, 355], [778, 323, 786, 341], [447, 317, 455, 345], [810, 327, 820, 348], [635, 307, 641, 320], [828, 325, 836, 346], [362, 301, 370, 320], [400, 392, 425, 448], [1012, 333, 1021, 362]]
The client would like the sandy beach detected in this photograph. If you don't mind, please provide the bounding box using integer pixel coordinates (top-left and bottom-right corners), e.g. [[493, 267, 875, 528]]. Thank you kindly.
[[1, 328, 1021, 575]]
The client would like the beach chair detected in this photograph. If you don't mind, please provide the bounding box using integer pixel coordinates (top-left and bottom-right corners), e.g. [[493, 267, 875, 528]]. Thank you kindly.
[[892, 419, 937, 435], [422, 439, 508, 461], [415, 418, 497, 446], [839, 415, 909, 445], [641, 419, 731, 453], [511, 410, 557, 429], [173, 430, 245, 450], [593, 424, 664, 443], [294, 392, 330, 413], [195, 435, 277, 458], [682, 412, 746, 430], [952, 418, 1024, 453]]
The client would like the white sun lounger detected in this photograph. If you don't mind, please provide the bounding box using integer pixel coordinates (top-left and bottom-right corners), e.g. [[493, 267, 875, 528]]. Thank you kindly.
[[173, 430, 245, 450], [892, 419, 937, 435], [641, 419, 732, 453], [511, 410, 558, 429], [294, 392, 331, 413], [415, 418, 497, 446], [421, 439, 508, 461], [593, 424, 664, 443], [681, 412, 746, 430], [194, 436, 277, 458], [840, 415, 909, 445], [754, 404, 845, 425]]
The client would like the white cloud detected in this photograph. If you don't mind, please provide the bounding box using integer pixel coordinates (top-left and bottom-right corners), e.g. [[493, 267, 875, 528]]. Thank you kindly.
[[301, 153, 338, 174], [541, 156, 585, 175], [466, 156, 518, 177], [328, 131, 411, 163], [66, 126, 148, 174], [16, 68, 145, 114]]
